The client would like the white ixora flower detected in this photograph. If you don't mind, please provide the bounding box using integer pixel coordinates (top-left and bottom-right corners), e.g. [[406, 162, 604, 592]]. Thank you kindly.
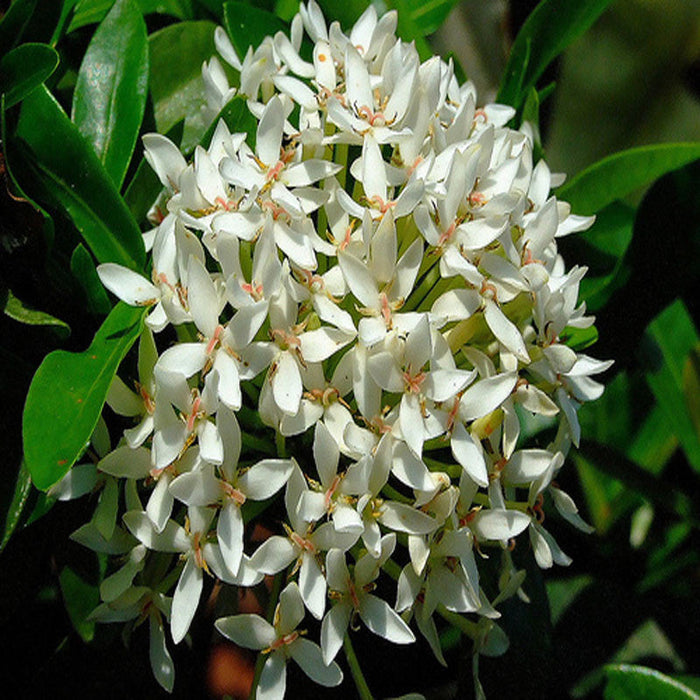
[[77, 1, 613, 696], [216, 582, 343, 698]]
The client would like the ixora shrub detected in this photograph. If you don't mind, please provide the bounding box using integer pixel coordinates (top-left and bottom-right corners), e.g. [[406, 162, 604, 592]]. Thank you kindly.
[[29, 1, 615, 697]]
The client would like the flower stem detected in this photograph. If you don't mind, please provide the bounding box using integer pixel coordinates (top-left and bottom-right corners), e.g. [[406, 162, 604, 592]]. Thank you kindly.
[[343, 633, 374, 700]]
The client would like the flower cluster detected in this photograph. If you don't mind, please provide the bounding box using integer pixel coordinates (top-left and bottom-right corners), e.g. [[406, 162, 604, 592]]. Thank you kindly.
[[52, 2, 611, 695]]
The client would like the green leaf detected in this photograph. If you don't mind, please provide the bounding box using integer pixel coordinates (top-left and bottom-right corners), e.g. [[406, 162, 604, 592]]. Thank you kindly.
[[604, 664, 700, 700], [70, 244, 112, 315], [557, 142, 700, 215], [561, 324, 598, 351], [315, 0, 367, 28], [0, 93, 55, 249], [69, 0, 193, 31], [575, 202, 634, 310], [223, 2, 286, 59], [683, 345, 700, 440], [578, 442, 700, 529], [59, 566, 101, 642], [0, 0, 38, 54], [387, 0, 459, 37], [642, 300, 700, 472], [149, 20, 217, 151], [627, 404, 677, 477], [497, 0, 614, 110], [0, 462, 32, 553], [198, 94, 257, 151], [14, 85, 145, 269], [0, 42, 59, 109], [23, 303, 146, 491], [3, 290, 70, 337], [72, 0, 149, 189], [384, 0, 433, 59]]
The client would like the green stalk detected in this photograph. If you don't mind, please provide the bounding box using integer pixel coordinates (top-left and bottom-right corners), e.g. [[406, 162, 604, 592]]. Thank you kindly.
[[343, 633, 374, 700]]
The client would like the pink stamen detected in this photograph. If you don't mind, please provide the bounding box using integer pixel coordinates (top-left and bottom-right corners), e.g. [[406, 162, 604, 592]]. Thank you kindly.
[[324, 474, 342, 511], [403, 369, 427, 394], [289, 531, 316, 553], [187, 395, 202, 433], [205, 325, 223, 355], [221, 481, 246, 506], [268, 631, 299, 652]]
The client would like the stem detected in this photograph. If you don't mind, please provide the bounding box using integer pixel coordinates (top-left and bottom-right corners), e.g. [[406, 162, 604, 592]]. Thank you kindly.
[[343, 633, 374, 700], [275, 431, 287, 458], [437, 606, 479, 640], [249, 572, 284, 700]]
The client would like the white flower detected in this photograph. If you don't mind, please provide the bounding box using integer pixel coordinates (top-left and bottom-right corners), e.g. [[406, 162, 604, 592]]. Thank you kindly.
[[216, 582, 343, 698], [321, 534, 414, 664]]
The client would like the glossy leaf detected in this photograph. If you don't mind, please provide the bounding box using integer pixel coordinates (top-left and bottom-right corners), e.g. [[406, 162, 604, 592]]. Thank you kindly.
[[316, 0, 367, 28], [557, 142, 700, 215], [69, 0, 193, 31], [385, 0, 433, 59], [149, 20, 217, 151], [23, 303, 146, 491], [498, 0, 614, 110], [70, 244, 112, 315], [14, 85, 145, 269], [0, 0, 38, 54], [223, 2, 286, 58], [59, 566, 101, 642], [578, 442, 700, 530], [641, 300, 700, 472], [604, 664, 700, 700], [199, 94, 257, 151], [575, 202, 634, 311], [0, 43, 59, 109], [3, 290, 70, 337], [0, 462, 32, 553], [0, 93, 55, 250], [72, 0, 149, 188], [391, 0, 459, 37], [683, 345, 700, 440]]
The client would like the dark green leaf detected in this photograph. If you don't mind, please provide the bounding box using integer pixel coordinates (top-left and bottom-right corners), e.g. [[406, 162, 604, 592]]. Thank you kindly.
[[627, 404, 677, 477], [23, 303, 146, 491], [149, 20, 217, 150], [384, 0, 433, 59], [69, 0, 193, 31], [562, 324, 598, 351], [575, 202, 634, 310], [14, 85, 145, 269], [59, 566, 100, 642], [683, 345, 700, 440], [198, 94, 257, 152], [0, 462, 32, 553], [497, 0, 615, 110], [0, 0, 38, 54], [396, 0, 459, 37], [641, 300, 700, 472], [315, 0, 366, 28], [557, 142, 700, 215], [223, 2, 286, 59], [72, 0, 149, 189], [3, 290, 70, 337], [0, 43, 59, 109], [604, 664, 700, 700], [1, 93, 55, 250], [578, 442, 700, 529], [70, 244, 112, 315]]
